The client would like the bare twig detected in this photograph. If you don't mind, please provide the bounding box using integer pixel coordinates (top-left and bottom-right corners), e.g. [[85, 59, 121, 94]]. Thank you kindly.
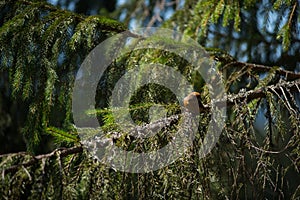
[[222, 61, 300, 80], [221, 79, 300, 106]]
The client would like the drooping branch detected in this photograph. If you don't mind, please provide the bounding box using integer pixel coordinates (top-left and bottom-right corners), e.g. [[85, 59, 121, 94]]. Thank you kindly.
[[2, 70, 299, 175], [2, 146, 83, 175], [11, 0, 141, 38]]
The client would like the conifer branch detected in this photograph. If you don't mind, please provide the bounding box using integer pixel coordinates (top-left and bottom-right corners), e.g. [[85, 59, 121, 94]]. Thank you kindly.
[[2, 79, 299, 177], [2, 146, 83, 175], [19, 0, 71, 14], [219, 78, 300, 106], [222, 61, 300, 80]]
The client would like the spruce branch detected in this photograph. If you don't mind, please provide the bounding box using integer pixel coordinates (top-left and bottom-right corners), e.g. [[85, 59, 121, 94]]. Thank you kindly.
[[222, 61, 300, 80], [1, 146, 83, 175], [15, 0, 140, 37], [2, 79, 299, 175], [18, 0, 73, 15], [220, 78, 300, 106]]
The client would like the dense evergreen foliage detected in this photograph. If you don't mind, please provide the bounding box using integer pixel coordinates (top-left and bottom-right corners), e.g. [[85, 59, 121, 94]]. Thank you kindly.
[[0, 0, 300, 199]]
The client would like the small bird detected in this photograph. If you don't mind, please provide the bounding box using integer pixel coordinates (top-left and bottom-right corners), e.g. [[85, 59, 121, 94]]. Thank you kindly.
[[183, 92, 206, 114]]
